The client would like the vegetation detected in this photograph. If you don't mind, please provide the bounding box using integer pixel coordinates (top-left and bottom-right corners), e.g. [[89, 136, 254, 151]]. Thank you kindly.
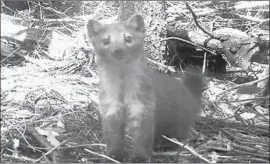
[[1, 1, 269, 163]]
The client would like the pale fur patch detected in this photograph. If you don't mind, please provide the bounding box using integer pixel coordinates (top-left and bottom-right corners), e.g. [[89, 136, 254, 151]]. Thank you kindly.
[[130, 119, 140, 129], [99, 56, 148, 118], [127, 100, 145, 120], [103, 101, 121, 118], [99, 67, 122, 117]]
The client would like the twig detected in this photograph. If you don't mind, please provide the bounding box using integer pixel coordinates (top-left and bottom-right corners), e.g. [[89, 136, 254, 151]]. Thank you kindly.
[[233, 1, 269, 10], [34, 140, 67, 163], [204, 146, 230, 152], [63, 143, 106, 149], [162, 0, 167, 17], [226, 70, 260, 74], [231, 13, 269, 24], [1, 36, 50, 70], [162, 135, 214, 163], [216, 75, 269, 101], [30, 1, 68, 18], [84, 148, 121, 163], [152, 151, 180, 156], [231, 144, 270, 159], [185, 3, 215, 38], [221, 156, 270, 163], [1, 2, 17, 14], [219, 97, 269, 103], [160, 37, 217, 56], [1, 154, 36, 163], [1, 46, 21, 63], [26, 111, 78, 125], [15, 127, 38, 152], [146, 57, 176, 73], [202, 52, 206, 74], [26, 125, 61, 162]]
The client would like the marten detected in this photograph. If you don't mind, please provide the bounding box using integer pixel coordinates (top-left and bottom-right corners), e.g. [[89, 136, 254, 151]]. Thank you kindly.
[[86, 15, 204, 162]]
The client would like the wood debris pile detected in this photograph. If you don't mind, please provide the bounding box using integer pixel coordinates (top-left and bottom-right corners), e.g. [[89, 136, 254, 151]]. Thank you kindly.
[[1, 1, 269, 163]]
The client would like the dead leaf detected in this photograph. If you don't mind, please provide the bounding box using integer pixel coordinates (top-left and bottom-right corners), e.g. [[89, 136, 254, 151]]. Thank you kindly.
[[240, 112, 256, 120], [47, 129, 60, 147], [13, 109, 34, 119], [35, 127, 60, 136], [57, 112, 65, 129]]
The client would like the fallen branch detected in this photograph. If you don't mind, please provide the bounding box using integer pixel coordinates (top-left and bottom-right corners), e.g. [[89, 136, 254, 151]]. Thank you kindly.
[[231, 145, 270, 159], [84, 148, 121, 163], [233, 1, 269, 10], [231, 13, 269, 24], [26, 125, 62, 163], [185, 3, 215, 38], [34, 140, 67, 163], [160, 37, 217, 56], [162, 135, 214, 163], [216, 75, 269, 102], [146, 57, 176, 73], [1, 154, 37, 163], [219, 97, 269, 103], [152, 151, 180, 156]]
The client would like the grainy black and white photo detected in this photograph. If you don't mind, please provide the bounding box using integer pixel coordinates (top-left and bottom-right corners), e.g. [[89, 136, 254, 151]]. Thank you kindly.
[[1, 1, 269, 163]]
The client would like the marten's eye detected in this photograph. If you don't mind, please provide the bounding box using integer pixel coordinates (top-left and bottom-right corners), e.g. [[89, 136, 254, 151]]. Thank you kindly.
[[102, 37, 110, 45], [125, 36, 133, 44]]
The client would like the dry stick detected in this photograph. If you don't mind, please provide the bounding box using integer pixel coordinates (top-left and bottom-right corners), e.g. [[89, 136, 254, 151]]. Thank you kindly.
[[216, 75, 269, 99], [1, 46, 21, 63], [146, 57, 176, 73], [30, 1, 68, 18], [202, 52, 207, 74], [26, 111, 78, 125], [15, 127, 38, 152], [226, 70, 261, 74], [231, 13, 269, 23], [152, 151, 180, 156], [185, 3, 215, 39], [63, 143, 106, 149], [84, 148, 121, 163], [34, 140, 67, 163], [1, 154, 37, 163], [231, 143, 270, 159], [160, 37, 217, 56], [162, 135, 214, 163], [5, 3, 83, 24], [26, 125, 62, 162], [219, 96, 269, 103], [232, 1, 269, 10]]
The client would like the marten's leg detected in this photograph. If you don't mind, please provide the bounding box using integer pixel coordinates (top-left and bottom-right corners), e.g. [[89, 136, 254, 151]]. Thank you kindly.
[[101, 105, 125, 162], [126, 98, 155, 162]]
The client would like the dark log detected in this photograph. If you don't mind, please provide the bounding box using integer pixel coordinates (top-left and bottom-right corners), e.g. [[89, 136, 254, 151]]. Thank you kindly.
[[166, 28, 227, 78], [165, 27, 269, 78], [212, 28, 269, 69]]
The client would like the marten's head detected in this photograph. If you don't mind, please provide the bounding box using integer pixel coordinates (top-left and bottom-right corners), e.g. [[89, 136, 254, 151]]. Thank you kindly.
[[87, 15, 146, 63]]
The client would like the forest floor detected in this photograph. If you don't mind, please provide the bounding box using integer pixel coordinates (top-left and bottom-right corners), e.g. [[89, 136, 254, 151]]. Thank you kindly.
[[1, 1, 269, 163]]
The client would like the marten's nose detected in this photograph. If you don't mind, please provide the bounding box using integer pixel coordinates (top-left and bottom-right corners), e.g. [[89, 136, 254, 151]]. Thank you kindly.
[[114, 48, 123, 54], [113, 48, 124, 60]]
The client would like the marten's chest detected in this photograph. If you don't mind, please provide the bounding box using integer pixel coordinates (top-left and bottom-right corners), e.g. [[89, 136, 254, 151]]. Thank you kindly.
[[97, 63, 156, 118], [99, 66, 145, 105]]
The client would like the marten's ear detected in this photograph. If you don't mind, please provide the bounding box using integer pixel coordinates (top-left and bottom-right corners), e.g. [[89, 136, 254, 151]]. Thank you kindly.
[[126, 15, 145, 33], [86, 19, 104, 40]]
